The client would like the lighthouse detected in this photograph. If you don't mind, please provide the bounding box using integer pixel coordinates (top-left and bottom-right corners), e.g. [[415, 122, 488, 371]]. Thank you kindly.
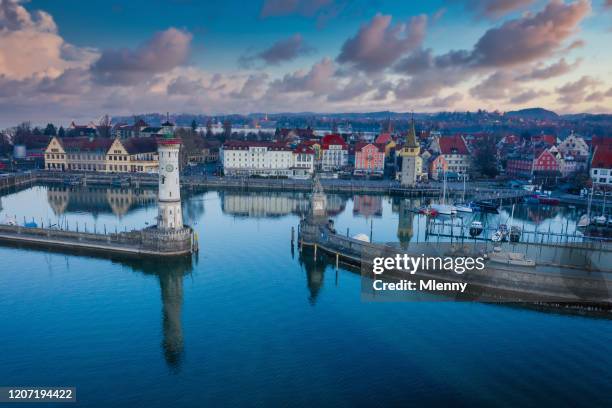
[[157, 126, 183, 230]]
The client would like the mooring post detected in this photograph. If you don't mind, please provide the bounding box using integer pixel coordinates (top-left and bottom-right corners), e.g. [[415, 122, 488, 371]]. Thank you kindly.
[[291, 226, 295, 244], [314, 243, 317, 260], [336, 252, 339, 269]]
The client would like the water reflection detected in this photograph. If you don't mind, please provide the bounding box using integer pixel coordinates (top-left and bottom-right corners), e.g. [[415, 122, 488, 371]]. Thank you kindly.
[[47, 186, 156, 217], [120, 257, 193, 372], [353, 195, 382, 218], [297, 249, 327, 305], [219, 191, 346, 218]]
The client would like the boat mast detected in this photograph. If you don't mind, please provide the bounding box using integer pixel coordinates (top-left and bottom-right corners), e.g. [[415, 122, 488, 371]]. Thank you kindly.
[[442, 169, 447, 205]]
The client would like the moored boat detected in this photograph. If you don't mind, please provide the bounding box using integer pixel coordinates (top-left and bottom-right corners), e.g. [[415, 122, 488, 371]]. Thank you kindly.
[[453, 202, 473, 213], [431, 203, 456, 216], [469, 221, 483, 237]]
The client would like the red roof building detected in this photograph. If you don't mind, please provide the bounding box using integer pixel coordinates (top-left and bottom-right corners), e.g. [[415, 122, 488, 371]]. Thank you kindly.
[[590, 145, 612, 185], [532, 149, 560, 173], [354, 142, 384, 175]]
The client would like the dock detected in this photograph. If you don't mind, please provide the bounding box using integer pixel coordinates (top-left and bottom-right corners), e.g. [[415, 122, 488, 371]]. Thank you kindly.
[[0, 224, 195, 257], [297, 217, 612, 312]]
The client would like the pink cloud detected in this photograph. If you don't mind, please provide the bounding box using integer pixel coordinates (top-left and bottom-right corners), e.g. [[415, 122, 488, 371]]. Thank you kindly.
[[337, 13, 427, 72]]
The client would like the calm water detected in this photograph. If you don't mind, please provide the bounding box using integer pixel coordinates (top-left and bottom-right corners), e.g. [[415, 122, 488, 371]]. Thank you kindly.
[[0, 185, 611, 407]]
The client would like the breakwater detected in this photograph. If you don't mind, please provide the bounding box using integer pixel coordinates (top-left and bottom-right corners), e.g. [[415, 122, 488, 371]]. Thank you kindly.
[[298, 220, 612, 312], [0, 224, 195, 257]]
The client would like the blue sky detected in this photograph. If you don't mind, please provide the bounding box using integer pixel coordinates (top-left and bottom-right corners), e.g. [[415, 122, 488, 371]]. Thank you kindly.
[[1, 0, 611, 126]]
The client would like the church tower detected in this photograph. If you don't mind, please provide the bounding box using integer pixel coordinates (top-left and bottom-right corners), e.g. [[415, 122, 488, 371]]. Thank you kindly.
[[399, 117, 421, 187], [157, 125, 183, 230]]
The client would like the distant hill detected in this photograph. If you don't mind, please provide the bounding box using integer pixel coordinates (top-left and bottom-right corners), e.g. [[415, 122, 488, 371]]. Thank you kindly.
[[505, 108, 559, 120]]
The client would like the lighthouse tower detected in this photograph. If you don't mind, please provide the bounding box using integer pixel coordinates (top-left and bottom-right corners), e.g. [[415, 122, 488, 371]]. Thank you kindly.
[[157, 126, 183, 230]]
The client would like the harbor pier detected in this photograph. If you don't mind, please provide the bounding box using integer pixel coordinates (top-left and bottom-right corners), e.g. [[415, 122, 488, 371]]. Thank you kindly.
[[0, 223, 194, 257]]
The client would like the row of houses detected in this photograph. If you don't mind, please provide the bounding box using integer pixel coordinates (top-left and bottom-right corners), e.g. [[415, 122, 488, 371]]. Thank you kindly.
[[219, 124, 474, 183], [504, 133, 594, 179]]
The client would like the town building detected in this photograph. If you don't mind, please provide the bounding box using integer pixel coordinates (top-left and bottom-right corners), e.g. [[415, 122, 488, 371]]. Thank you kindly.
[[532, 148, 561, 175], [398, 119, 421, 186], [44, 136, 158, 173], [590, 145, 612, 185], [431, 135, 471, 179], [320, 134, 348, 172], [506, 157, 533, 178], [557, 132, 589, 159], [354, 142, 384, 176], [220, 141, 314, 178]]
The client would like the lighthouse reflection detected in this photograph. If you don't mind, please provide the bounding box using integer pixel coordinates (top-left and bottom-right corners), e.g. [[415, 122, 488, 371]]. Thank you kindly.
[[122, 256, 193, 371]]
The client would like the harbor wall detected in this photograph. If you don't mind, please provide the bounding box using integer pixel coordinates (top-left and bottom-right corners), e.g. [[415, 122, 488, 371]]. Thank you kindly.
[[0, 224, 194, 257]]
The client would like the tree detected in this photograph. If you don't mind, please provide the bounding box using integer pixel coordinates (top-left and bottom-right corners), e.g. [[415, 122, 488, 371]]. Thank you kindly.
[[473, 135, 499, 178], [44, 123, 57, 136], [13, 122, 32, 145], [98, 114, 112, 138], [58, 126, 65, 138], [205, 119, 213, 138], [190, 119, 197, 134], [222, 119, 232, 142], [0, 132, 12, 156]]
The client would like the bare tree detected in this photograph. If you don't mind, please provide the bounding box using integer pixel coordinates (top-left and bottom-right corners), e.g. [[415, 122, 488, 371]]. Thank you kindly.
[[98, 114, 112, 138]]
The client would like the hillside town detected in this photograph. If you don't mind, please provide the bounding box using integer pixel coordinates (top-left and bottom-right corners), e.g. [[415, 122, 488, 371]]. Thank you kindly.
[[0, 110, 611, 193]]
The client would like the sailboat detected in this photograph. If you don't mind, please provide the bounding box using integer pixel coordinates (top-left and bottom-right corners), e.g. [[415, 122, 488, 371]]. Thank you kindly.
[[431, 169, 457, 215], [577, 184, 594, 229], [454, 177, 473, 213], [508, 204, 521, 242]]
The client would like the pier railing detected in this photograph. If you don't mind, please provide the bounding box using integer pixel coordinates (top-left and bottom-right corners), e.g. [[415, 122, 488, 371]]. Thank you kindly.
[[0, 223, 193, 256]]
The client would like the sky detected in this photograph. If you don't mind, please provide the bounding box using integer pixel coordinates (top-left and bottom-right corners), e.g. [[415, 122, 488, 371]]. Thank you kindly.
[[0, 0, 611, 126]]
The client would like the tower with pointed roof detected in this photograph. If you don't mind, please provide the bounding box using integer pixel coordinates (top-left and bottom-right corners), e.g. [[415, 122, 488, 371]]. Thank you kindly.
[[399, 116, 421, 187]]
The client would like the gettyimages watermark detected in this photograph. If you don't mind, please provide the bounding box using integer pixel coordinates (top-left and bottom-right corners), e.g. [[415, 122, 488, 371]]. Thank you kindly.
[[359, 243, 612, 303]]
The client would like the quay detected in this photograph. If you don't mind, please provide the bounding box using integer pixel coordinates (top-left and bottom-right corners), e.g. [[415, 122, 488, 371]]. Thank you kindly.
[[298, 221, 612, 311], [0, 172, 36, 190], [0, 224, 195, 257], [297, 178, 612, 313]]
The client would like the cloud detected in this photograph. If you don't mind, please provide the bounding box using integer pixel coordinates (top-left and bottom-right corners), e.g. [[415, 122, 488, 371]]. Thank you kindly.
[[327, 76, 372, 102], [239, 34, 313, 67], [470, 71, 515, 100], [0, 0, 98, 80], [267, 58, 336, 95], [519, 58, 581, 80], [556, 75, 601, 104], [585, 91, 606, 102], [510, 89, 549, 104], [427, 92, 464, 108], [607, 87, 612, 97], [336, 13, 427, 72], [230, 73, 269, 99], [260, 0, 333, 17], [454, 0, 536, 19], [37, 68, 91, 95], [91, 28, 192, 86], [166, 76, 205, 95], [471, 0, 591, 67]]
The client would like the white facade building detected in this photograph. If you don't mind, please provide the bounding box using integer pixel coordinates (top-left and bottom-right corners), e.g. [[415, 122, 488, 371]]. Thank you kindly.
[[157, 132, 183, 230], [221, 141, 314, 178]]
